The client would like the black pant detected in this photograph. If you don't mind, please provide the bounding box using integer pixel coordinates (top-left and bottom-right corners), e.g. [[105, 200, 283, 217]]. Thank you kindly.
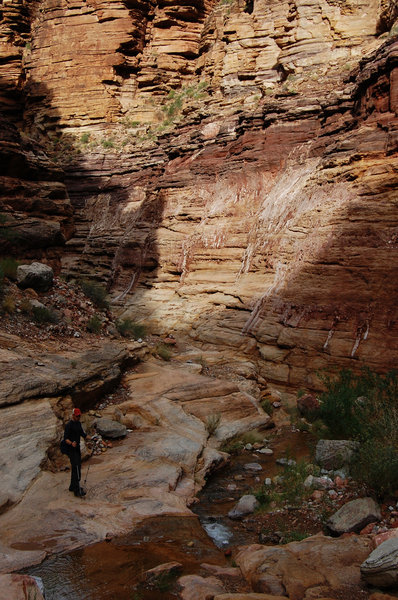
[[68, 448, 82, 492]]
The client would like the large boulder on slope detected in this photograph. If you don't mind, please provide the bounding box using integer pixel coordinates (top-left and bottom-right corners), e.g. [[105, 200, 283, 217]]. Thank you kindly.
[[327, 497, 381, 535], [94, 417, 127, 439], [16, 262, 54, 292]]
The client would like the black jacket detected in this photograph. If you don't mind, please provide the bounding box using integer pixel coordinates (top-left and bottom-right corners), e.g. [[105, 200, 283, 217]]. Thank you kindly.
[[63, 420, 87, 450]]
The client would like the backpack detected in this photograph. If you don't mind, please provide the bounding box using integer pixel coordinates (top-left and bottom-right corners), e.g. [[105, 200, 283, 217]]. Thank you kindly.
[[60, 439, 69, 455]]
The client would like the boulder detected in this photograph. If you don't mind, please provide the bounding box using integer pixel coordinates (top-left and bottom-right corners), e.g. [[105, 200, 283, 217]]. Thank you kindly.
[[16, 262, 54, 293], [315, 439, 359, 471], [228, 494, 259, 520], [94, 417, 127, 439], [145, 561, 183, 582], [327, 497, 381, 535], [361, 537, 398, 587], [236, 534, 374, 599], [178, 575, 225, 600]]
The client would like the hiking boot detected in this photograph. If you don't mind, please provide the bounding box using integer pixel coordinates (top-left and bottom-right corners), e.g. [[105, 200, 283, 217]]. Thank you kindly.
[[74, 488, 86, 497]]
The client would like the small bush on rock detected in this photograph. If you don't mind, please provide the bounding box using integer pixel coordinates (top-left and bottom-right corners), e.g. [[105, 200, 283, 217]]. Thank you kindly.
[[79, 279, 109, 309], [0, 257, 20, 280], [32, 306, 59, 324], [205, 413, 221, 436], [116, 318, 146, 339], [87, 314, 102, 334], [2, 295, 16, 313], [155, 343, 171, 361], [20, 298, 32, 314]]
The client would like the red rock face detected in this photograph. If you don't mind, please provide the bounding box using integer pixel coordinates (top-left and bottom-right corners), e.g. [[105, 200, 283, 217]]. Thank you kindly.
[[1, 0, 397, 392]]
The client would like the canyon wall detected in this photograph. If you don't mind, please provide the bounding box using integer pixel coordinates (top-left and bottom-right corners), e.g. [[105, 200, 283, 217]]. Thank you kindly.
[[1, 0, 397, 394]]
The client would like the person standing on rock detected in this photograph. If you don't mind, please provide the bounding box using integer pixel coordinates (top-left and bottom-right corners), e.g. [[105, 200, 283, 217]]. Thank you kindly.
[[63, 407, 87, 497]]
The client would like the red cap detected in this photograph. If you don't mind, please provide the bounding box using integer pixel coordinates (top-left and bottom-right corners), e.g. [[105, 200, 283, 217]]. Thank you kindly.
[[73, 408, 81, 417]]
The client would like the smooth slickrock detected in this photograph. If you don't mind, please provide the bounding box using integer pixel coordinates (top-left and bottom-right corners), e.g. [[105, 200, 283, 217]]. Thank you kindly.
[[236, 534, 374, 599], [327, 497, 382, 535], [0, 399, 58, 510], [361, 537, 398, 587]]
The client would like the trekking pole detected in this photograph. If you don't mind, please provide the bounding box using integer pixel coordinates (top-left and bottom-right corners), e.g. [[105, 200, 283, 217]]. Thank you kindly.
[[83, 463, 90, 487]]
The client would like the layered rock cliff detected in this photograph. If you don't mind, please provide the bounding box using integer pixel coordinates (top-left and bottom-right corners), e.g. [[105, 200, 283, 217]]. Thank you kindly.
[[1, 0, 397, 395]]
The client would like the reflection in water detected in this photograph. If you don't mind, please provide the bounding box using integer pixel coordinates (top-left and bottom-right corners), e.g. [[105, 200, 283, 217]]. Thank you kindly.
[[23, 515, 227, 600]]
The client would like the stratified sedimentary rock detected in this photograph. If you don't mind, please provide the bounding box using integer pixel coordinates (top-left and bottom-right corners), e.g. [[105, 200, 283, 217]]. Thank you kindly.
[[361, 537, 398, 587]]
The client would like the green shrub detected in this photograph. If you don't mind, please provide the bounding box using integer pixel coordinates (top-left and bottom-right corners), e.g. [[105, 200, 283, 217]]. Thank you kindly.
[[255, 459, 314, 509], [155, 343, 172, 361], [80, 133, 90, 144], [32, 306, 59, 324], [277, 459, 313, 505], [220, 430, 264, 454], [205, 413, 221, 436], [116, 318, 146, 339], [261, 398, 274, 415], [87, 314, 102, 334], [19, 298, 32, 314], [353, 440, 398, 497], [281, 530, 310, 543], [318, 367, 398, 497], [2, 295, 16, 313], [79, 279, 109, 309], [101, 138, 114, 149], [319, 368, 398, 441], [254, 486, 274, 508], [220, 437, 244, 455], [153, 571, 177, 593], [0, 258, 19, 280]]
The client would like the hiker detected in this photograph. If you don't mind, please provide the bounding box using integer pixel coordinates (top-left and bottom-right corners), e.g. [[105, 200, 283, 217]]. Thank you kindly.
[[63, 407, 87, 497]]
